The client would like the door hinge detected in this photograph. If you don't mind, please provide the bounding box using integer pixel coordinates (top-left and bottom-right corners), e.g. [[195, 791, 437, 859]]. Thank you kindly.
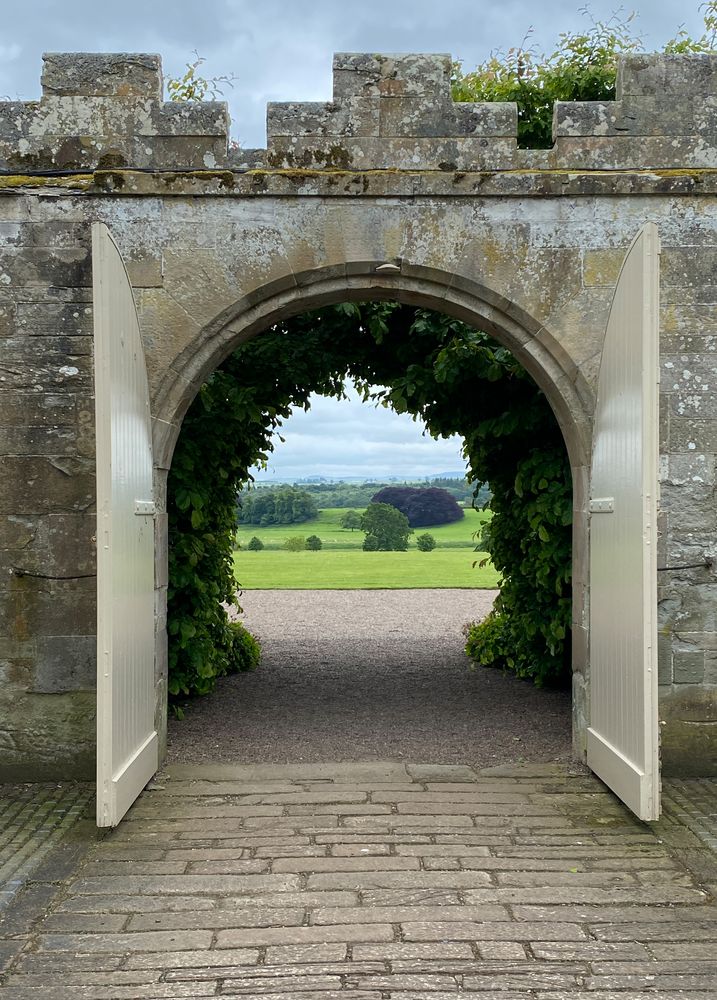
[[589, 497, 615, 514], [134, 500, 156, 516]]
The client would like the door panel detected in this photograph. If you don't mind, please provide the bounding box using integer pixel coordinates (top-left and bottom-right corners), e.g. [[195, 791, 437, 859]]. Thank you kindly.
[[587, 222, 661, 821], [93, 222, 158, 828]]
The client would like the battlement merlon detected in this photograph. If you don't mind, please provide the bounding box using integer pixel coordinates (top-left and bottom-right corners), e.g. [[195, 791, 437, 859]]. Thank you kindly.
[[3, 51, 717, 174], [41, 52, 164, 99], [0, 52, 230, 172]]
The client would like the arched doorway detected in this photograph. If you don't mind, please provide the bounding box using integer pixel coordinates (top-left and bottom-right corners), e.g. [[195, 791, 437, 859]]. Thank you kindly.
[[151, 263, 591, 764], [94, 226, 659, 826]]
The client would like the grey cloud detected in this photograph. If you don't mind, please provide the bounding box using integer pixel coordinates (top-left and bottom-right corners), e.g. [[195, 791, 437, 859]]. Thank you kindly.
[[254, 385, 465, 480]]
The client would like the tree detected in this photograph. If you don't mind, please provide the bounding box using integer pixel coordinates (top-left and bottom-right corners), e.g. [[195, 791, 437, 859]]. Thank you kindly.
[[283, 536, 306, 551], [247, 536, 263, 551], [371, 485, 464, 527], [451, 5, 717, 149], [306, 535, 322, 550], [416, 533, 437, 552], [361, 503, 413, 552], [238, 486, 317, 525], [339, 510, 362, 531]]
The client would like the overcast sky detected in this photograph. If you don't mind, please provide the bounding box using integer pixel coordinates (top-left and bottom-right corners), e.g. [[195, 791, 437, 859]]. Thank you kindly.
[[3, 0, 707, 479], [1, 1, 705, 147], [254, 383, 466, 482]]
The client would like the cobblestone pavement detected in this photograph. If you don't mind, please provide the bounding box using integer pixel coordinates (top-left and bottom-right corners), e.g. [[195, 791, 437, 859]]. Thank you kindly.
[[2, 762, 717, 998], [0, 784, 94, 912], [662, 778, 717, 854]]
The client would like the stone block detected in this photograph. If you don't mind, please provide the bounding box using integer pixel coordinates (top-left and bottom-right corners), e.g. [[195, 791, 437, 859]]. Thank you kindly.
[[0, 457, 94, 515], [15, 301, 92, 338], [452, 102, 517, 137], [552, 133, 717, 170], [705, 651, 717, 683], [332, 52, 452, 100], [0, 300, 16, 336], [150, 101, 229, 138], [46, 514, 96, 576], [658, 632, 673, 686], [0, 392, 77, 429], [582, 249, 623, 287], [41, 53, 163, 100], [554, 98, 699, 138], [125, 257, 163, 289], [32, 635, 96, 693], [0, 246, 90, 288], [267, 100, 380, 139], [673, 650, 706, 684], [618, 53, 717, 99], [266, 135, 517, 171], [662, 247, 717, 288]]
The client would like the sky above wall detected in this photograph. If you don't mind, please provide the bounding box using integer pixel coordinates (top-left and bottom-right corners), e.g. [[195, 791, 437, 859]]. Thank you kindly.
[[3, 0, 708, 479]]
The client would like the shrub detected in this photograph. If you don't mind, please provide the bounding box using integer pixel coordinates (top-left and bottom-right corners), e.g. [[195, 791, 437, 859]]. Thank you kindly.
[[283, 536, 306, 551], [247, 536, 263, 551], [228, 620, 261, 672], [362, 533, 380, 551], [416, 533, 437, 551], [306, 535, 322, 550], [464, 611, 509, 669]]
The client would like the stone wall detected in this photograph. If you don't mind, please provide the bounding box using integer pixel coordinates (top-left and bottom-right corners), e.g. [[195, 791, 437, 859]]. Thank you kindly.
[[0, 51, 715, 780]]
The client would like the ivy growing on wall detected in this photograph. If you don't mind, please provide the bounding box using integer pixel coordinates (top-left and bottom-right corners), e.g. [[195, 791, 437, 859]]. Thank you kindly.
[[167, 304, 572, 706]]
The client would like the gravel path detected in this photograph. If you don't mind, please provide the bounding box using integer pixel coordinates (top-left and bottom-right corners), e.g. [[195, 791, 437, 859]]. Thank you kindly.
[[167, 590, 572, 765]]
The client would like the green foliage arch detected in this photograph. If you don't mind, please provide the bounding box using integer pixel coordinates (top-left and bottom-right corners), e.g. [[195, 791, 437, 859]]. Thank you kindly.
[[167, 302, 573, 705]]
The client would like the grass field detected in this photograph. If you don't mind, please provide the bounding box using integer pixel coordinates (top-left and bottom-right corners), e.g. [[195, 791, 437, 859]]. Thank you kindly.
[[233, 507, 499, 589], [233, 548, 500, 590], [235, 507, 489, 550]]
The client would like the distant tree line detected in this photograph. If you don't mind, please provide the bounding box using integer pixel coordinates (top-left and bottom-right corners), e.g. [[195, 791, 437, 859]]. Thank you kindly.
[[237, 486, 317, 525], [240, 478, 489, 510]]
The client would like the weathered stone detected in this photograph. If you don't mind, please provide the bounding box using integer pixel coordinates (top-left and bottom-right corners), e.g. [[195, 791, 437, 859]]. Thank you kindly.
[[332, 52, 453, 100], [41, 52, 163, 99], [673, 650, 706, 684], [618, 53, 717, 98], [0, 48, 716, 779], [32, 635, 96, 693]]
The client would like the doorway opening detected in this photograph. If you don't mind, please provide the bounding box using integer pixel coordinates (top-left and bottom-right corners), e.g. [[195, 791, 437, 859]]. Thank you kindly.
[[162, 299, 577, 767]]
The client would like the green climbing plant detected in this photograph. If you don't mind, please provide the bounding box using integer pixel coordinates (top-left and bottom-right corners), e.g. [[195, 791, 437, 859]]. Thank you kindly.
[[451, 3, 717, 147], [168, 303, 572, 702]]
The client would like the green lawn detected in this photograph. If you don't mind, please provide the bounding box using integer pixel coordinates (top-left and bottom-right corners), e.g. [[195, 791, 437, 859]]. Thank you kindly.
[[233, 547, 499, 590], [235, 506, 489, 551]]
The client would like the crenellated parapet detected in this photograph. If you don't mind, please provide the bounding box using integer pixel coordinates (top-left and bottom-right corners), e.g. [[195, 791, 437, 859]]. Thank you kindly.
[[266, 53, 517, 170], [552, 54, 717, 168], [0, 53, 229, 172], [2, 51, 717, 174]]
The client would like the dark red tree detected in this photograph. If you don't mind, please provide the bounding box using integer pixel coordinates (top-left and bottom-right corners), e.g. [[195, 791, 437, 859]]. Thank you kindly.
[[370, 486, 465, 527]]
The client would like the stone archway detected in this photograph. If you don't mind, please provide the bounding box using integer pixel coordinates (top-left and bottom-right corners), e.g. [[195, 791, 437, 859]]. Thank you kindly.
[[2, 48, 715, 782], [150, 265, 591, 763]]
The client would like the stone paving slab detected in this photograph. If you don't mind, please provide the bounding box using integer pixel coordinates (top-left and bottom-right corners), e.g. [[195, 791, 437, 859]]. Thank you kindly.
[[0, 783, 94, 913], [663, 778, 717, 852], [0, 763, 716, 996]]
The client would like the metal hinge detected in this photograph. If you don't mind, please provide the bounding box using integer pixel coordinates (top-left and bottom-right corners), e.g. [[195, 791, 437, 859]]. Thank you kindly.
[[589, 497, 615, 514], [134, 500, 156, 516]]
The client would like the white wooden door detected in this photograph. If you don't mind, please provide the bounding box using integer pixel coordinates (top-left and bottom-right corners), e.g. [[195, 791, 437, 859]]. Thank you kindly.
[[93, 222, 158, 828], [587, 222, 661, 821]]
